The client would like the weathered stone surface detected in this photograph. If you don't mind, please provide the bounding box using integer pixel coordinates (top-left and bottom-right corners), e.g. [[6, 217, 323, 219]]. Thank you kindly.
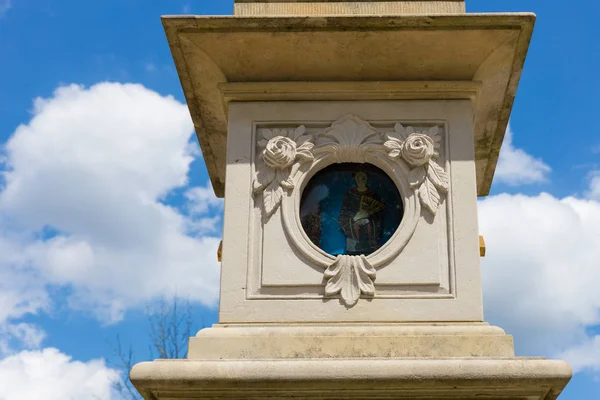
[[131, 357, 571, 400], [162, 13, 535, 197], [132, 323, 571, 399], [219, 101, 483, 323], [187, 324, 515, 360], [234, 1, 466, 16]]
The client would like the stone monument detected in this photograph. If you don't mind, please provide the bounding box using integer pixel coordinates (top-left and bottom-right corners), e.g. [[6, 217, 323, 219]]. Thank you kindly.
[[131, 1, 572, 398]]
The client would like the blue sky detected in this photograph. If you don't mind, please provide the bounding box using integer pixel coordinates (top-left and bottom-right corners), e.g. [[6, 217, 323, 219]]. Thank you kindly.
[[0, 0, 599, 399]]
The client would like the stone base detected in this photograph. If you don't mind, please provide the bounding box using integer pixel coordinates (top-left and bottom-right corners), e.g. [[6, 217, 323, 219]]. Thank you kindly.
[[187, 323, 515, 359], [130, 324, 571, 399], [131, 359, 570, 400]]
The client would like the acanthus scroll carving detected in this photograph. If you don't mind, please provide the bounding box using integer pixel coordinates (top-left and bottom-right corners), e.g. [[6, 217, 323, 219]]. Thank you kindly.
[[253, 115, 449, 306]]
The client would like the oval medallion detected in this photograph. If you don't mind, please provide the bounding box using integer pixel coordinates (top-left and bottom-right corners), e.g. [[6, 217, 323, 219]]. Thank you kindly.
[[300, 163, 403, 256]]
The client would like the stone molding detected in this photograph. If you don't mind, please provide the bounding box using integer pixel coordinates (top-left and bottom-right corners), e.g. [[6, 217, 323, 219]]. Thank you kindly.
[[131, 358, 571, 400], [219, 81, 482, 102], [187, 323, 515, 360], [234, 1, 466, 16], [162, 14, 535, 198], [132, 323, 571, 400]]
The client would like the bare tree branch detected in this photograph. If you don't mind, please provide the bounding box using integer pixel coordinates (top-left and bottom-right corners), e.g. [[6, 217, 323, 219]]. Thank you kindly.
[[109, 296, 200, 399], [107, 335, 142, 400]]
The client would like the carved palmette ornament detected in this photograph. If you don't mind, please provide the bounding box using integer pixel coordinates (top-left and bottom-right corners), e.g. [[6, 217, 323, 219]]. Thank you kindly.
[[253, 115, 449, 306], [324, 255, 376, 306]]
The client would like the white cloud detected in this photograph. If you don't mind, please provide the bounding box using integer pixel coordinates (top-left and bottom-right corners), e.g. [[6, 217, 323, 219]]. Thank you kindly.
[[586, 171, 600, 201], [182, 182, 223, 235], [494, 126, 551, 185], [0, 323, 45, 355], [0, 82, 221, 326], [0, 348, 121, 400], [0, 235, 49, 353], [0, 239, 49, 323], [556, 335, 600, 374], [479, 192, 600, 372], [185, 182, 223, 216]]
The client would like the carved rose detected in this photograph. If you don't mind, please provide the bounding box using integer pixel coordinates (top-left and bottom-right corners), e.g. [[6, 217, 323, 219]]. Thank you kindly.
[[263, 136, 297, 169], [401, 133, 435, 167], [384, 124, 448, 215], [253, 126, 314, 218]]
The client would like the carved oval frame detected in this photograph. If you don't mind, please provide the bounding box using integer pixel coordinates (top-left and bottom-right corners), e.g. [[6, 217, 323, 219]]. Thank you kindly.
[[281, 155, 420, 270]]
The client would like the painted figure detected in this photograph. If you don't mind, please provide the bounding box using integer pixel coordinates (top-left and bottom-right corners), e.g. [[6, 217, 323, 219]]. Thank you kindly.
[[338, 171, 386, 255]]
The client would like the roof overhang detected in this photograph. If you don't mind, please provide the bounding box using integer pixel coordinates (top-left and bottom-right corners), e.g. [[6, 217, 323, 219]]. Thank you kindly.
[[162, 13, 535, 197]]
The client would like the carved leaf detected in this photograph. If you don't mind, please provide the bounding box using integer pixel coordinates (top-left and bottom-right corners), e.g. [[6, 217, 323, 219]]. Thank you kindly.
[[261, 128, 276, 140], [271, 128, 286, 138], [296, 135, 312, 147], [296, 142, 315, 162], [324, 257, 347, 299], [280, 177, 294, 189], [291, 125, 306, 141], [324, 255, 376, 307], [418, 177, 441, 215], [384, 138, 402, 149], [298, 142, 314, 151], [341, 278, 360, 307], [408, 166, 427, 188], [253, 166, 275, 194], [296, 150, 314, 162], [362, 132, 384, 145], [383, 138, 403, 161], [355, 256, 376, 295], [289, 163, 301, 182], [384, 129, 406, 161], [276, 169, 293, 187], [394, 123, 409, 141], [426, 160, 449, 193], [263, 180, 284, 217], [388, 149, 401, 158], [428, 126, 442, 150], [313, 143, 342, 160]]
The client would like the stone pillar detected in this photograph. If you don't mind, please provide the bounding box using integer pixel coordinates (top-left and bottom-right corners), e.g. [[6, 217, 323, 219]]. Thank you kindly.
[[130, 2, 572, 399]]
